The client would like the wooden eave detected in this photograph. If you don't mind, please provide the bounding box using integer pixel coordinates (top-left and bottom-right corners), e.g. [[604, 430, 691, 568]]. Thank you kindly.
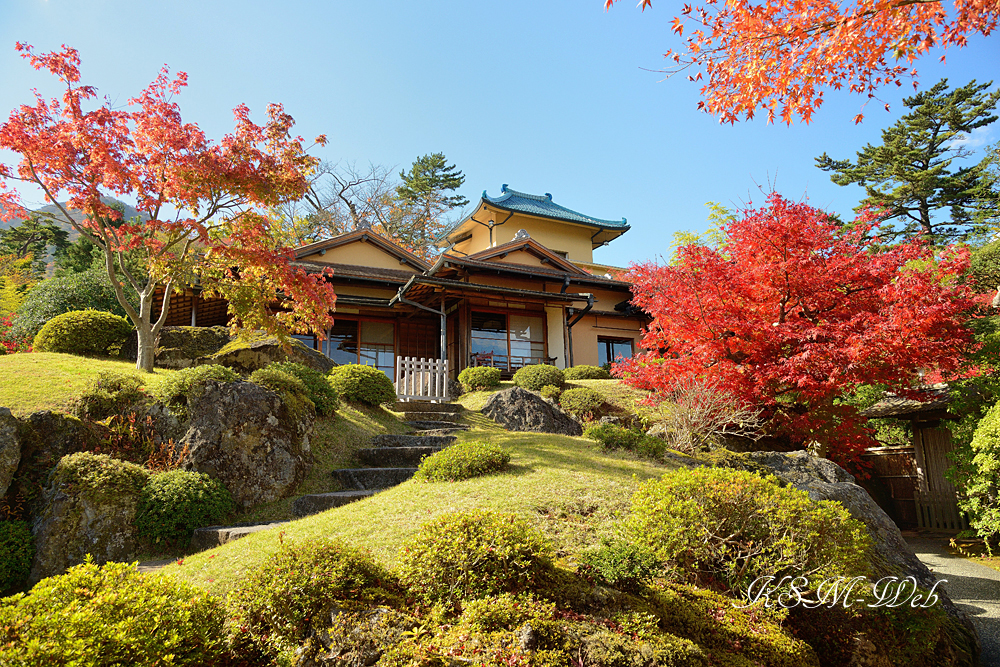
[[293, 230, 430, 272], [434, 254, 632, 290], [466, 237, 589, 275]]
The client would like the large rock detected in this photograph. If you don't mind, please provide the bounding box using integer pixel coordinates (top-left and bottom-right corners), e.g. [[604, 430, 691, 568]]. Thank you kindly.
[[178, 381, 313, 508], [482, 387, 583, 436], [729, 450, 981, 666], [154, 325, 232, 369], [206, 331, 334, 374], [24, 410, 93, 461], [30, 452, 149, 583], [0, 408, 20, 497]]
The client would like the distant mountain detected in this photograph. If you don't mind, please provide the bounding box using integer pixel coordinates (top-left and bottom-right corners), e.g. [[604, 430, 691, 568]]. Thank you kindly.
[[1, 197, 145, 240]]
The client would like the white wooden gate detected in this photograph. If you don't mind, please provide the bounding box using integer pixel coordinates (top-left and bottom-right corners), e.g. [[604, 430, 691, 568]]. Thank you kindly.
[[395, 357, 449, 402]]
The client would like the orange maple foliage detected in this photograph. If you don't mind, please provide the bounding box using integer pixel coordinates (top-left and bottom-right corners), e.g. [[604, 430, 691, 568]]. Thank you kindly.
[[0, 45, 337, 370], [605, 0, 999, 124]]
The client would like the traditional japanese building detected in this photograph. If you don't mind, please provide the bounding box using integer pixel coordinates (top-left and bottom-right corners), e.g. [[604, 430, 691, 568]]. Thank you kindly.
[[159, 186, 649, 380]]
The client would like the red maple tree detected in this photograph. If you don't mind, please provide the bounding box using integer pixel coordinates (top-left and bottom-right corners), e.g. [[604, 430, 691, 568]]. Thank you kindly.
[[605, 0, 999, 124], [0, 45, 336, 371], [620, 193, 977, 463]]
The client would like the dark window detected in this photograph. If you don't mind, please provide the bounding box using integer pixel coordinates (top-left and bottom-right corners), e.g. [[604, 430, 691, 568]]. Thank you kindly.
[[471, 311, 545, 371], [322, 319, 396, 380], [598, 337, 633, 367]]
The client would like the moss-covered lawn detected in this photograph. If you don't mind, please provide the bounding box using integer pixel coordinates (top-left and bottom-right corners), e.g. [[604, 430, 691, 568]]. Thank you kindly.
[[0, 352, 178, 417], [163, 428, 676, 597]]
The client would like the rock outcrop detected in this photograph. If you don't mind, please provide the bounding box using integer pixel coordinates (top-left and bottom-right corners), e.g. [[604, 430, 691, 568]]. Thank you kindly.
[[482, 387, 582, 436], [206, 332, 334, 374], [178, 381, 313, 508], [0, 408, 20, 497], [728, 450, 981, 666], [30, 452, 148, 583], [154, 326, 232, 369]]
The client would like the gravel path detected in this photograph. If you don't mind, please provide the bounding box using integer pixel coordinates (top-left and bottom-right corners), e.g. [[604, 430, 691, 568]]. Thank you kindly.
[[906, 536, 1000, 667]]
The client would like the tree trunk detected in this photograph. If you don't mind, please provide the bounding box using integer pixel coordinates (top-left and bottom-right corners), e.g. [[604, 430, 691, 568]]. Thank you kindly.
[[135, 321, 156, 373]]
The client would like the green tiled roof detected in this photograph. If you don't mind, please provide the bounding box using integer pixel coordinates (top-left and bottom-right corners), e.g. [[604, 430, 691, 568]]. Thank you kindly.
[[483, 185, 628, 229]]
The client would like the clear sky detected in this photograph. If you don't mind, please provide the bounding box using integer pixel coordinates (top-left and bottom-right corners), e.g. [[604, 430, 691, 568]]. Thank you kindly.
[[1, 0, 997, 267]]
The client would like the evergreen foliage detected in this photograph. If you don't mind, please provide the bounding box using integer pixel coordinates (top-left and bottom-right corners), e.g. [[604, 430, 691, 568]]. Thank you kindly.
[[513, 364, 565, 391], [395, 152, 468, 248], [135, 470, 234, 547], [32, 309, 132, 357], [328, 364, 396, 406], [414, 441, 511, 482]]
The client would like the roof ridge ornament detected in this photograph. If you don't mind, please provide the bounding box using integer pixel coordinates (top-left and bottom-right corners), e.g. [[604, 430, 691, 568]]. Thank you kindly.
[[513, 229, 530, 241]]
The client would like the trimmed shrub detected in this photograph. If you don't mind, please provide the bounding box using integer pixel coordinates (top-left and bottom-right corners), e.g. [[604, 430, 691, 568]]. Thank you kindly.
[[540, 384, 562, 401], [564, 365, 612, 380], [459, 593, 556, 634], [248, 366, 308, 396], [414, 441, 511, 482], [624, 467, 870, 592], [458, 365, 502, 392], [958, 400, 1000, 546], [0, 521, 34, 593], [0, 559, 231, 665], [229, 538, 399, 652], [559, 387, 604, 419], [584, 423, 666, 460], [135, 470, 234, 547], [268, 361, 340, 416], [51, 451, 149, 504], [154, 364, 239, 419], [73, 369, 147, 421], [32, 309, 132, 357], [10, 267, 138, 343], [397, 510, 552, 605], [513, 364, 564, 391], [328, 364, 396, 406], [578, 539, 662, 592]]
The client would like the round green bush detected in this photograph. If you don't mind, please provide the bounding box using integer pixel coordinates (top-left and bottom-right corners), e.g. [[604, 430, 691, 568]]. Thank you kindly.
[[0, 559, 231, 665], [0, 521, 34, 593], [414, 441, 511, 482], [624, 467, 870, 592], [397, 509, 552, 605], [10, 267, 138, 344], [578, 539, 661, 592], [249, 366, 308, 396], [32, 309, 133, 357], [154, 364, 239, 419], [328, 364, 396, 406], [50, 451, 149, 504], [73, 369, 147, 421], [564, 365, 612, 380], [267, 361, 340, 416], [135, 470, 234, 547], [229, 538, 399, 652], [458, 366, 501, 392], [513, 363, 564, 391], [540, 384, 562, 401], [559, 387, 604, 419]]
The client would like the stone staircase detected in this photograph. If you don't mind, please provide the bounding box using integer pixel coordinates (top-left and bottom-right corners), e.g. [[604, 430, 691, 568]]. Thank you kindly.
[[290, 400, 463, 518]]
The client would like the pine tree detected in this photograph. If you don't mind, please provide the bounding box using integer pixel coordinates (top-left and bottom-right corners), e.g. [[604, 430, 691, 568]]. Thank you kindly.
[[396, 153, 468, 249], [816, 79, 1000, 245], [0, 216, 69, 277]]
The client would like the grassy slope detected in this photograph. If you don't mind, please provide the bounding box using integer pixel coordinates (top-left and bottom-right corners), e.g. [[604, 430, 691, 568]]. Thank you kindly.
[[0, 352, 178, 416], [164, 425, 676, 597]]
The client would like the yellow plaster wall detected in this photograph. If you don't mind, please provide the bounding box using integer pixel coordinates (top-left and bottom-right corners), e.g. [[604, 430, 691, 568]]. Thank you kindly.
[[545, 306, 566, 368], [300, 241, 422, 272], [570, 314, 644, 366], [450, 205, 596, 263]]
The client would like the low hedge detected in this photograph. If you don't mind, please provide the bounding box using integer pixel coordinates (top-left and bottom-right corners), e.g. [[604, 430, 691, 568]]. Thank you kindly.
[[328, 364, 396, 406], [564, 365, 612, 380], [0, 560, 232, 665], [458, 366, 501, 392], [32, 309, 132, 357], [414, 441, 511, 482], [267, 361, 340, 416], [513, 364, 564, 391], [559, 387, 604, 419], [135, 470, 234, 547]]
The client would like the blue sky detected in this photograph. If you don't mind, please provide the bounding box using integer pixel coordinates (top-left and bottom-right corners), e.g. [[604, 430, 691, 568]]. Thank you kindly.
[[1, 0, 997, 267]]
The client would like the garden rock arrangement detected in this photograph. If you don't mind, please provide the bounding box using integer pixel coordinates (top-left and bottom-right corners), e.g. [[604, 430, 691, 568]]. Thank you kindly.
[[482, 386, 582, 436], [0, 408, 19, 496], [179, 380, 314, 508], [148, 325, 334, 374], [734, 450, 981, 664]]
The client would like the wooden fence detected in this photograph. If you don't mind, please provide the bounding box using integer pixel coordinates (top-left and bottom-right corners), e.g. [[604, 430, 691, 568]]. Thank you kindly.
[[395, 356, 449, 403]]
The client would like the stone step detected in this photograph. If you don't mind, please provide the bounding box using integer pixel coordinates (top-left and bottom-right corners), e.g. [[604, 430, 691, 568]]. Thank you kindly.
[[406, 420, 470, 431], [371, 434, 457, 448], [393, 401, 463, 413], [402, 411, 461, 422], [358, 446, 442, 467], [190, 521, 286, 553], [292, 490, 376, 518], [413, 427, 467, 436], [332, 467, 418, 490]]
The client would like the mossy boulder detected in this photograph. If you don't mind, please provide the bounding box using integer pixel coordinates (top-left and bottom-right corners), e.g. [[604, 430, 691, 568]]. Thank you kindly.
[[30, 452, 149, 583], [207, 330, 333, 374], [0, 408, 20, 498], [153, 325, 232, 369], [177, 380, 313, 508]]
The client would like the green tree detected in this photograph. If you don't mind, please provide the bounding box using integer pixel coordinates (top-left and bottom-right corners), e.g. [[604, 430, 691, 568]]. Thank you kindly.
[[0, 216, 69, 277], [55, 204, 144, 277], [816, 79, 1000, 245], [396, 152, 468, 249]]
